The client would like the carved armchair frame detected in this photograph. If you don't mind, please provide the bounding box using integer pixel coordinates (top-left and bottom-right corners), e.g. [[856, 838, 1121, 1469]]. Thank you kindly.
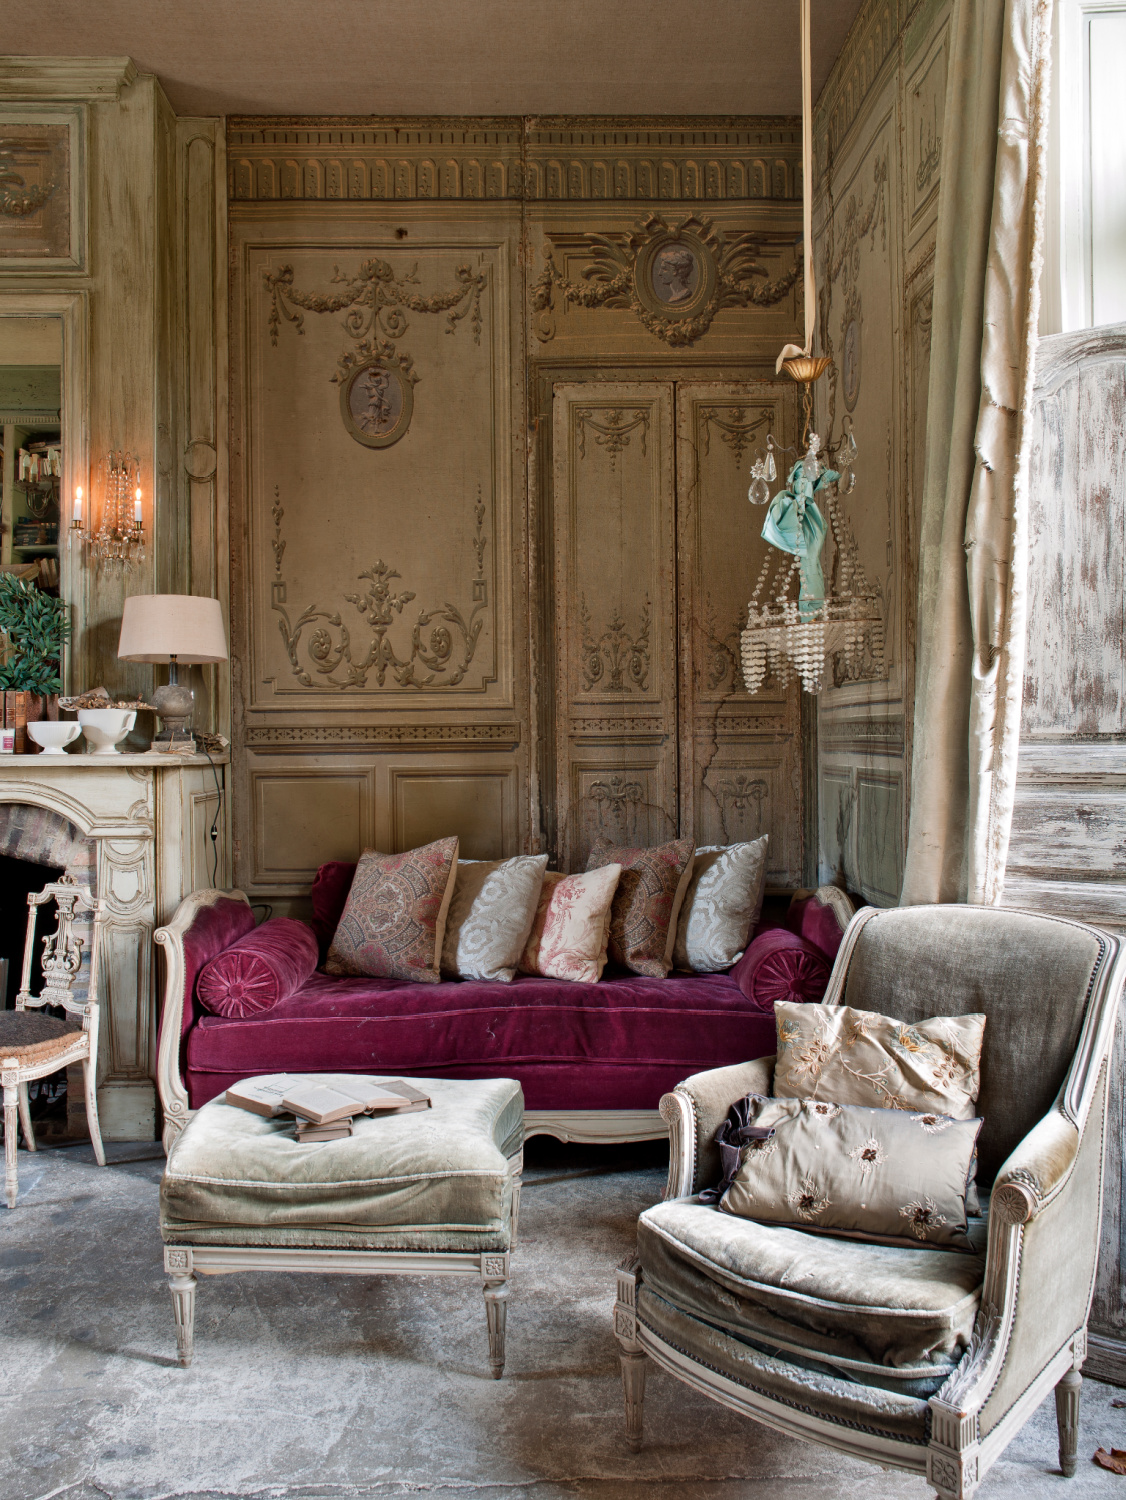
[[618, 907, 1126, 1500]]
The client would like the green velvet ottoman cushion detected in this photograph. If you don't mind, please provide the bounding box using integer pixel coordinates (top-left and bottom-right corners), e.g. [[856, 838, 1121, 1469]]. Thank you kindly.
[[637, 1197, 985, 1401], [160, 1074, 523, 1253]]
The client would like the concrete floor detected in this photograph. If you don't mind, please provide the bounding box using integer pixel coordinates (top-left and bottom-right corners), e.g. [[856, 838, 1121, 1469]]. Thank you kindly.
[[1, 1136, 1125, 1500]]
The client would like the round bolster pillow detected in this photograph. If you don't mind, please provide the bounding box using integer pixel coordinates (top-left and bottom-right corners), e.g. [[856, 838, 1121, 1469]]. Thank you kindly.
[[197, 918, 319, 1019], [731, 928, 831, 1013]]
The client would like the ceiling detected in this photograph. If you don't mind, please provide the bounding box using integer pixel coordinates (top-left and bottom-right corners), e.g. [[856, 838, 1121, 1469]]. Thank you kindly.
[[2, 1, 865, 118]]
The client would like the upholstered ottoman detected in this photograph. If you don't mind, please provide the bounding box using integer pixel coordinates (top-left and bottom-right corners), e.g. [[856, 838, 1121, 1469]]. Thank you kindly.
[[160, 1074, 523, 1376]]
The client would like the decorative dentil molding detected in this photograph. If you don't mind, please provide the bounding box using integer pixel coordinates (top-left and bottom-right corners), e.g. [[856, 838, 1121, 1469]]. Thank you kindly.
[[580, 596, 652, 694], [270, 485, 490, 692], [813, 0, 899, 173], [0, 57, 137, 101], [244, 723, 520, 751], [534, 214, 800, 347], [228, 119, 802, 204]]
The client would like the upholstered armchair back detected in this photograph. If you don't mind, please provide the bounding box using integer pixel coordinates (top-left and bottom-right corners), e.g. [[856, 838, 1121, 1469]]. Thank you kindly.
[[837, 906, 1109, 1184]]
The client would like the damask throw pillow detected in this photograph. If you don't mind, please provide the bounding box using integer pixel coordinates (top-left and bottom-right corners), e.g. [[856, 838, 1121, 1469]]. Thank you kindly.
[[518, 865, 621, 983], [585, 836, 695, 978], [718, 1093, 982, 1252], [773, 1001, 986, 1120], [440, 854, 549, 982], [672, 836, 769, 973], [324, 837, 459, 984]]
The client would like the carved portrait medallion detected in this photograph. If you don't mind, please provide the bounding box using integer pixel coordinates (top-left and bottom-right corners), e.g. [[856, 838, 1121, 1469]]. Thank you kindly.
[[340, 359, 413, 448], [842, 314, 861, 411], [634, 228, 716, 322]]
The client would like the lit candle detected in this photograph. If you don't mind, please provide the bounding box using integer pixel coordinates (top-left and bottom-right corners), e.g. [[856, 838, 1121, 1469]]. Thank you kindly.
[[134, 486, 143, 526], [74, 486, 83, 522]]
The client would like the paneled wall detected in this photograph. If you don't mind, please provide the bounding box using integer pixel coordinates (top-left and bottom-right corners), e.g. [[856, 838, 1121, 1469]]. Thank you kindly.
[[812, 0, 951, 904], [226, 119, 807, 910]]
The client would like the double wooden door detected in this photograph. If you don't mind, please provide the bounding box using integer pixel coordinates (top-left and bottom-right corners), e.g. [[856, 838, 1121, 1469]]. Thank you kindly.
[[551, 379, 803, 884]]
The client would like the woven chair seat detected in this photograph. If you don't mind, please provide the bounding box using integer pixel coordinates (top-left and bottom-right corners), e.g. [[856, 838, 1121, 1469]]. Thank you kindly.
[[0, 1010, 83, 1068]]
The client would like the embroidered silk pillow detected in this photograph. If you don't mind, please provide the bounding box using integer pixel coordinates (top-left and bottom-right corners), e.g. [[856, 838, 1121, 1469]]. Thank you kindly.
[[518, 865, 621, 983], [197, 918, 319, 1019], [718, 1094, 982, 1252], [585, 836, 695, 978], [440, 854, 549, 982], [773, 1001, 986, 1120], [672, 837, 769, 973], [324, 837, 459, 983]]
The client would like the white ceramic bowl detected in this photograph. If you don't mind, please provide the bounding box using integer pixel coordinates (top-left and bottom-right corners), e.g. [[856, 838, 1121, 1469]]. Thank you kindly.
[[78, 708, 137, 755], [27, 722, 82, 755]]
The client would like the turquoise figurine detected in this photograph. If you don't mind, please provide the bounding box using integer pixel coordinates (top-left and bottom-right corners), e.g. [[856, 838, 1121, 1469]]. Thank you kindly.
[[760, 438, 838, 620]]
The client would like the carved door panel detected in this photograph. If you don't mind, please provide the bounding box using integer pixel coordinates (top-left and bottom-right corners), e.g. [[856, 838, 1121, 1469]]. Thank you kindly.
[[552, 383, 678, 869], [675, 382, 803, 884]]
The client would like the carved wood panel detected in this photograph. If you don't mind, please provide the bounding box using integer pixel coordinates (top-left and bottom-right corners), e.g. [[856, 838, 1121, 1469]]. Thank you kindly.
[[552, 382, 678, 868]]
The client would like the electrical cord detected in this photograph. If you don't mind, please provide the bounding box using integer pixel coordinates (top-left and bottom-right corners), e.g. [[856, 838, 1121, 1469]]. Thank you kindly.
[[198, 743, 224, 888]]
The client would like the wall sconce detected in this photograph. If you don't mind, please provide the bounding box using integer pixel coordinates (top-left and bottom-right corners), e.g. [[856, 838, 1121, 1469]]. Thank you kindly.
[[70, 450, 145, 565]]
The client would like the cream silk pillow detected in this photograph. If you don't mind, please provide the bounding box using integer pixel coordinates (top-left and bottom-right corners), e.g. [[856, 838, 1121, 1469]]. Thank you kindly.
[[440, 854, 549, 982], [718, 1094, 982, 1252], [773, 1001, 986, 1120], [518, 865, 621, 983], [673, 836, 769, 973], [325, 837, 459, 984]]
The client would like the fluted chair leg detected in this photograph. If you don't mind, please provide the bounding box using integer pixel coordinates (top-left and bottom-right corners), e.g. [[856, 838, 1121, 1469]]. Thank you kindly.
[[1056, 1367, 1081, 1477], [621, 1350, 648, 1452]]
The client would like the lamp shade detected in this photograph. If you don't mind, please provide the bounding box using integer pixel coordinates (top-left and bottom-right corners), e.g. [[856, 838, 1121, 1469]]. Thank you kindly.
[[117, 594, 228, 664]]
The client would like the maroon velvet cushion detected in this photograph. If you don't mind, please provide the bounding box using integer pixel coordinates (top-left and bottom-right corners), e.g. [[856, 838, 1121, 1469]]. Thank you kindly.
[[197, 918, 319, 1019], [311, 861, 358, 955], [183, 968, 778, 1112], [730, 928, 832, 1013], [784, 887, 854, 961]]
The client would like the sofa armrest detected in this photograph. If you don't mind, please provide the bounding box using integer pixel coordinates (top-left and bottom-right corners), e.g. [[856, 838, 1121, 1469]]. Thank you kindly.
[[990, 1108, 1080, 1223], [154, 888, 253, 1154], [661, 1055, 775, 1199]]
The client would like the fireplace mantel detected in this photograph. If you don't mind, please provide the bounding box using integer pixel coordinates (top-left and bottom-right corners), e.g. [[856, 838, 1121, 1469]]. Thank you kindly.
[[0, 751, 228, 1139]]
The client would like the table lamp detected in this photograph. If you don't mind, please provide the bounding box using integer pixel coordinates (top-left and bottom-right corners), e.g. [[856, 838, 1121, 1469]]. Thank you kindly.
[[117, 594, 228, 746]]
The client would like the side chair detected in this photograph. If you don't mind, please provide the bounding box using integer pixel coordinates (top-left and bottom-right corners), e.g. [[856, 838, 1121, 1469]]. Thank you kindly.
[[613, 904, 1125, 1499], [1, 875, 107, 1208]]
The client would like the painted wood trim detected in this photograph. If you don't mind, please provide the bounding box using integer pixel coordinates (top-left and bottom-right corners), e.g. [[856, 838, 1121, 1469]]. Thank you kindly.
[[0, 58, 137, 101], [165, 1243, 509, 1278], [523, 1109, 666, 1144]]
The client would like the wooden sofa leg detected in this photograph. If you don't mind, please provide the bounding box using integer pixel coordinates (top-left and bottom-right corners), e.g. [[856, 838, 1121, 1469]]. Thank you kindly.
[[620, 1349, 648, 1452], [3, 1072, 19, 1209], [483, 1278, 508, 1379], [1056, 1367, 1081, 1477]]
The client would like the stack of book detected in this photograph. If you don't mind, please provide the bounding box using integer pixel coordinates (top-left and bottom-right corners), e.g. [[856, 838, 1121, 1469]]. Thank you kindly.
[[225, 1075, 431, 1141]]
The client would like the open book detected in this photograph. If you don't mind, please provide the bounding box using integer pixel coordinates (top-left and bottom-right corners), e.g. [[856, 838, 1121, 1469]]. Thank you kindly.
[[225, 1074, 431, 1124]]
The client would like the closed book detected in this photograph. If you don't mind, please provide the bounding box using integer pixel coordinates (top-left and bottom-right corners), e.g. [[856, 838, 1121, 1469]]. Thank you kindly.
[[225, 1077, 293, 1118], [296, 1120, 354, 1142]]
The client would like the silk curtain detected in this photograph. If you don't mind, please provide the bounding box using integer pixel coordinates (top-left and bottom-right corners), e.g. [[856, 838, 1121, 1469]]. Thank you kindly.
[[901, 0, 1053, 906]]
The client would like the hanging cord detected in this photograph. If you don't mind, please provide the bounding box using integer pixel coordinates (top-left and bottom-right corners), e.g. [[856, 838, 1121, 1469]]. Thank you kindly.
[[198, 743, 224, 889], [776, 0, 817, 372]]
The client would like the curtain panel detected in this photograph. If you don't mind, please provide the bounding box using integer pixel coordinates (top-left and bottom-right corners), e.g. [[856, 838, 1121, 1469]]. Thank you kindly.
[[902, 0, 1053, 905]]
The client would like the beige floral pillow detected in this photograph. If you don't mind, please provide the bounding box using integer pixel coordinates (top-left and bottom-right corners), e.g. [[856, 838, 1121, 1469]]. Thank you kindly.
[[773, 1002, 986, 1120], [518, 865, 621, 983], [719, 1094, 982, 1251]]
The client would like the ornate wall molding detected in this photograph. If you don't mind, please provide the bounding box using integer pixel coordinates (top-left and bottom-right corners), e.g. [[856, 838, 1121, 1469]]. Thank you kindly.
[[533, 215, 800, 347], [270, 485, 490, 691], [580, 597, 651, 693], [245, 724, 521, 751], [228, 118, 802, 204], [575, 407, 649, 468], [813, 0, 900, 173]]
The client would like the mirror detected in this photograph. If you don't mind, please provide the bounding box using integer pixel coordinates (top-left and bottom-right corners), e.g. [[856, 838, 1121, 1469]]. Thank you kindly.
[[0, 315, 62, 593]]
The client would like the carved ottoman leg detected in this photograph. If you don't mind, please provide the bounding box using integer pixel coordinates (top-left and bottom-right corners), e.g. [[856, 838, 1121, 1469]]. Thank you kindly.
[[168, 1272, 197, 1367], [82, 1058, 106, 1167], [3, 1071, 20, 1208], [483, 1279, 508, 1379], [1056, 1367, 1082, 1477], [17, 1083, 35, 1153], [621, 1351, 648, 1452]]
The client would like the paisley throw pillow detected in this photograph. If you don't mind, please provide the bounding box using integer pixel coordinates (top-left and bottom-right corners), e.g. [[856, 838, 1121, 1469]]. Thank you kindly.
[[672, 837, 769, 972], [586, 836, 695, 978], [718, 1093, 982, 1252], [324, 837, 459, 983], [773, 1001, 986, 1120], [518, 865, 621, 983], [440, 854, 549, 982]]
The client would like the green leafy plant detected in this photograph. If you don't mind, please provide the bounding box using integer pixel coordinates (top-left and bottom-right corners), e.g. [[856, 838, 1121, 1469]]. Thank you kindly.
[[0, 576, 70, 695]]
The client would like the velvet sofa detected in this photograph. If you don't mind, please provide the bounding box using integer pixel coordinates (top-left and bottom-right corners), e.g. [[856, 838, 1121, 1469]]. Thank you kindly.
[[154, 875, 847, 1153]]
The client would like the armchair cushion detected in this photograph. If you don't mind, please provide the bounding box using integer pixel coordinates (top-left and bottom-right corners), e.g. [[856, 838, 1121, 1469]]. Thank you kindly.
[[638, 1197, 986, 1398]]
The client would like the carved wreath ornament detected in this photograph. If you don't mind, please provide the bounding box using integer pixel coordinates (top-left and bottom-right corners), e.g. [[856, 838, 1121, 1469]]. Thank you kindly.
[[263, 255, 489, 446], [532, 214, 800, 347]]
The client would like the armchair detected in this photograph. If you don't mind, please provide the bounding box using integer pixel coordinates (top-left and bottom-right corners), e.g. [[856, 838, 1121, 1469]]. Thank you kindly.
[[613, 904, 1125, 1499]]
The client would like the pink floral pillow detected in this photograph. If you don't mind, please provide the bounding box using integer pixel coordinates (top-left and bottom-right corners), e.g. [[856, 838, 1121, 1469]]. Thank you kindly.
[[324, 837, 459, 983], [518, 865, 621, 983], [586, 836, 695, 978]]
